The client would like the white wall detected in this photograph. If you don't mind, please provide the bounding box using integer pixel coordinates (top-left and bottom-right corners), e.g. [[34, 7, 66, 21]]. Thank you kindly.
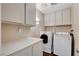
[[2, 23, 31, 43], [31, 10, 44, 37], [72, 4, 79, 56]]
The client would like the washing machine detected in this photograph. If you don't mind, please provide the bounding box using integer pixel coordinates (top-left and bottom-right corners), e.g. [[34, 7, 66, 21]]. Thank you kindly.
[[40, 31, 54, 53]]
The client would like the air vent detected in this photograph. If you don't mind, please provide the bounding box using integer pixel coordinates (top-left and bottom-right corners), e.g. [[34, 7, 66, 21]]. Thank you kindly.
[[50, 3, 57, 5]]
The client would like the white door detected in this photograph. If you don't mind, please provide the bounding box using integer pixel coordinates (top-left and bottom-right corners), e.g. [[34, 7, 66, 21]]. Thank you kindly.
[[54, 33, 71, 56], [55, 11, 62, 25], [62, 8, 71, 25], [2, 3, 25, 24], [26, 3, 36, 26]]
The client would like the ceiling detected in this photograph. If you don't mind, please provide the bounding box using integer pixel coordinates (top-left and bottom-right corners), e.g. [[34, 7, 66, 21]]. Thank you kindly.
[[36, 3, 73, 14]]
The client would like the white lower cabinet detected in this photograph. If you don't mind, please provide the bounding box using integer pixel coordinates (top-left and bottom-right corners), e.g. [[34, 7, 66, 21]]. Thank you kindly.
[[9, 46, 32, 56], [9, 41, 42, 56], [33, 41, 43, 56]]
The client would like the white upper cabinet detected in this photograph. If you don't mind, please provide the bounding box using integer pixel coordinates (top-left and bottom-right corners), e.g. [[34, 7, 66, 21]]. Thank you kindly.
[[2, 3, 25, 24], [2, 3, 36, 26], [26, 3, 36, 26], [62, 8, 71, 25], [50, 13, 55, 26], [9, 41, 42, 56], [44, 14, 51, 26], [44, 8, 71, 26], [44, 13, 55, 26], [55, 11, 62, 25]]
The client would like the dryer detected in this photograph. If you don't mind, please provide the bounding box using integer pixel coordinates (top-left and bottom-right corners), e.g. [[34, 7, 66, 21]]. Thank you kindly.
[[54, 32, 71, 56], [40, 31, 53, 53]]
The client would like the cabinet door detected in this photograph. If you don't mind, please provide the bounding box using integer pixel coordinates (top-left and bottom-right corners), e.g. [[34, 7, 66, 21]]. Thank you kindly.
[[50, 13, 55, 26], [26, 3, 36, 26], [44, 14, 51, 26], [33, 41, 43, 56], [62, 8, 71, 25], [9, 46, 32, 56], [56, 11, 62, 25], [2, 3, 25, 24]]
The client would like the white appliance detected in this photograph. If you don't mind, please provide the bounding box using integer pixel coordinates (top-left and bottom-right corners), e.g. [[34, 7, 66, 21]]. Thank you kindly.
[[54, 32, 71, 56], [40, 31, 53, 53]]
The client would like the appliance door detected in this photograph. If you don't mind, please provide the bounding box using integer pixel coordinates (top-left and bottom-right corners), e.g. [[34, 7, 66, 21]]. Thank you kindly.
[[43, 32, 52, 53], [54, 34, 71, 56]]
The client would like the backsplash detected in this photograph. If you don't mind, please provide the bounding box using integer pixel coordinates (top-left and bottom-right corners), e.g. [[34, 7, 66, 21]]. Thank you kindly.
[[2, 23, 31, 43]]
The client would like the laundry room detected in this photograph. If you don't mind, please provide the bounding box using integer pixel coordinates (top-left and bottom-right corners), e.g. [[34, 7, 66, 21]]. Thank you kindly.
[[1, 3, 79, 56], [36, 3, 75, 56]]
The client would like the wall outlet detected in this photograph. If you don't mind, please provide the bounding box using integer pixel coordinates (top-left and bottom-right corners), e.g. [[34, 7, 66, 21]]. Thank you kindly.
[[18, 28, 22, 33]]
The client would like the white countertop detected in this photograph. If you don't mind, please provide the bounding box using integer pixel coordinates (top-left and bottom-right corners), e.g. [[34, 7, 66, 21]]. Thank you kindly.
[[1, 37, 42, 56]]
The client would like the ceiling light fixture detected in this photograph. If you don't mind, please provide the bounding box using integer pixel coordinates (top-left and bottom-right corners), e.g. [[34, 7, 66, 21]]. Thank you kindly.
[[36, 18, 40, 22]]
